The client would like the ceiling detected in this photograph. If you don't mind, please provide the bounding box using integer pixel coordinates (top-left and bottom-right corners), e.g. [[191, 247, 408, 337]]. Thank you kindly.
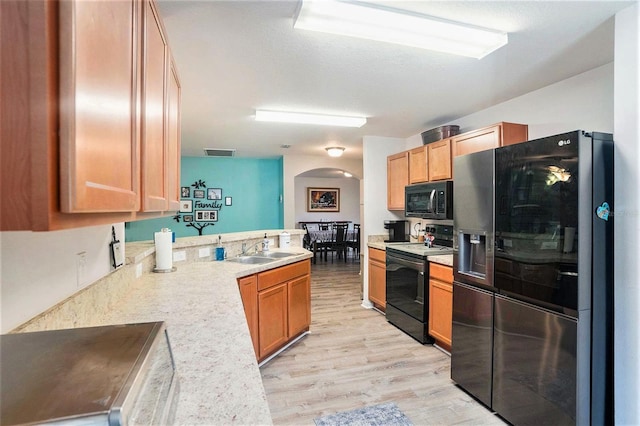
[[156, 0, 633, 161]]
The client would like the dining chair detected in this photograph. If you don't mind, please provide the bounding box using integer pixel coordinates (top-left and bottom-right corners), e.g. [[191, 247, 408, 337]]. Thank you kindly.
[[329, 224, 348, 263], [302, 224, 312, 251], [347, 224, 361, 262]]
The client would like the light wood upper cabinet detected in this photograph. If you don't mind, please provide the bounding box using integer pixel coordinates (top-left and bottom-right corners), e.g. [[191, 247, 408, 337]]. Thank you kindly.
[[58, 0, 141, 213], [0, 0, 181, 231], [453, 122, 528, 157], [368, 247, 386, 310], [427, 138, 453, 181], [409, 146, 428, 184], [387, 151, 409, 210], [141, 0, 169, 212], [167, 60, 182, 211], [428, 263, 454, 351]]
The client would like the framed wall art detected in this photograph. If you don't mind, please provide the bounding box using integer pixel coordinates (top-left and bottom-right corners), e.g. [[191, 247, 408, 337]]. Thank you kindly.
[[193, 189, 205, 199], [207, 188, 222, 200], [179, 200, 193, 213], [307, 187, 340, 212], [195, 210, 218, 222], [181, 186, 191, 197], [225, 196, 232, 206]]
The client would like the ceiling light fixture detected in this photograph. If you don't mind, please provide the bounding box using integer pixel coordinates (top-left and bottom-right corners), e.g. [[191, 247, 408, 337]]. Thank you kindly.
[[326, 147, 345, 157], [294, 0, 508, 59], [255, 109, 366, 128]]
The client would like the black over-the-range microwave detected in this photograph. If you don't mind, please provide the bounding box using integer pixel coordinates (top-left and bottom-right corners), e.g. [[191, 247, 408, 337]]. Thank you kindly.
[[405, 181, 453, 219]]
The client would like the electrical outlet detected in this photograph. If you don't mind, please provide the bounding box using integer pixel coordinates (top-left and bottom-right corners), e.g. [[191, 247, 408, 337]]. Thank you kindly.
[[173, 250, 187, 262], [76, 251, 87, 288], [199, 247, 211, 258]]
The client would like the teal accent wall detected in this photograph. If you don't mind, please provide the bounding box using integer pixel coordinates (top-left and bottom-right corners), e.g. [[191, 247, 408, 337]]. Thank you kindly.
[[125, 156, 283, 242]]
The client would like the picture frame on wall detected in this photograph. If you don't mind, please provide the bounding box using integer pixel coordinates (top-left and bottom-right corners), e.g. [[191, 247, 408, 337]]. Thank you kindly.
[[181, 186, 191, 197], [193, 189, 205, 199], [195, 210, 218, 222], [183, 215, 194, 222], [307, 187, 340, 212], [207, 188, 222, 200], [179, 200, 193, 213], [225, 196, 232, 206]]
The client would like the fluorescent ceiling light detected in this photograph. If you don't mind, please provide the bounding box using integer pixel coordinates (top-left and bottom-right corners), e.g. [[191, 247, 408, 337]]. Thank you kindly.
[[294, 0, 508, 59], [326, 147, 345, 157], [255, 109, 366, 127]]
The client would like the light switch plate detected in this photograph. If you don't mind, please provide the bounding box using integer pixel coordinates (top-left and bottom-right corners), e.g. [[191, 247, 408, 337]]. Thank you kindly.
[[173, 251, 187, 262]]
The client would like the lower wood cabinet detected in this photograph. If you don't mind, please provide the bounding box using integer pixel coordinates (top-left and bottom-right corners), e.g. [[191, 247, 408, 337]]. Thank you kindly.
[[428, 262, 453, 351], [258, 282, 289, 358], [237, 275, 259, 357], [238, 259, 311, 362], [368, 247, 386, 310], [288, 275, 311, 337]]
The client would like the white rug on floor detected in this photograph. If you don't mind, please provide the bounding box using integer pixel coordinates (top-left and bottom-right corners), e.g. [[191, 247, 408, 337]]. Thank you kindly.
[[314, 402, 413, 426]]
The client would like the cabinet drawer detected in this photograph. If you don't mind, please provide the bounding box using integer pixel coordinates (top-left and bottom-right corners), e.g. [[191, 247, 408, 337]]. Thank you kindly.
[[430, 263, 453, 282], [368, 247, 386, 263], [258, 260, 310, 291]]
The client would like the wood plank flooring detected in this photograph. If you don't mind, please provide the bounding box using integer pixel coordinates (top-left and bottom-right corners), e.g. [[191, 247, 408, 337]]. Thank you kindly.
[[260, 261, 507, 425]]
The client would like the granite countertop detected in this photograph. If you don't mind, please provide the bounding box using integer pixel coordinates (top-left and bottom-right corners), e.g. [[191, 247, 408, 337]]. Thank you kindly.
[[101, 247, 311, 425]]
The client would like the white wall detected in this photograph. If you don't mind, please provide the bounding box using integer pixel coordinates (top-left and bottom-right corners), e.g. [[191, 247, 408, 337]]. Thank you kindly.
[[295, 177, 360, 225], [405, 62, 614, 151], [283, 155, 363, 229], [613, 3, 640, 423], [0, 223, 124, 333], [361, 135, 407, 307]]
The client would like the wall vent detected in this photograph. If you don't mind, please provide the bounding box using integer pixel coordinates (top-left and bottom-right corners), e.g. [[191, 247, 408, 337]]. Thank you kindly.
[[204, 148, 236, 157]]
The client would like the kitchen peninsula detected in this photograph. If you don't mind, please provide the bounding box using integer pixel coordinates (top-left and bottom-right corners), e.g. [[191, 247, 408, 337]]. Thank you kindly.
[[9, 230, 309, 425]]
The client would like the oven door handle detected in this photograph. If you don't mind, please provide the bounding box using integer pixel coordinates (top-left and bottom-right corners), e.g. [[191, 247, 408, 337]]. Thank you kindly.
[[387, 256, 425, 273]]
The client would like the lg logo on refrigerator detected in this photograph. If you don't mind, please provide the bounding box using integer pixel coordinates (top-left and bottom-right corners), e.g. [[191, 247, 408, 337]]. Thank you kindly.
[[558, 139, 571, 146]]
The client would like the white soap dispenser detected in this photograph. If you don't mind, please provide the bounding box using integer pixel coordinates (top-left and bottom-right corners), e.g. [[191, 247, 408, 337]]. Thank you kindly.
[[262, 233, 270, 252]]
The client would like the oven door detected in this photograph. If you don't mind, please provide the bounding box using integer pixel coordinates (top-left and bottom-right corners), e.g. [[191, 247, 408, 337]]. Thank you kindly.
[[385, 251, 426, 321]]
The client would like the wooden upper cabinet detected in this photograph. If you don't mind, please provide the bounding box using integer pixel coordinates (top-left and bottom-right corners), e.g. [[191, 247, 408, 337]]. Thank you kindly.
[[58, 0, 141, 213], [409, 146, 428, 184], [387, 151, 409, 210], [141, 0, 169, 212], [427, 138, 453, 181], [453, 122, 528, 157], [167, 60, 182, 211]]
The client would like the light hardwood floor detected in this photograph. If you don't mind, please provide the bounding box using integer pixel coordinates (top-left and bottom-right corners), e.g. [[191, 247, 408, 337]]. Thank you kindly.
[[260, 260, 507, 425]]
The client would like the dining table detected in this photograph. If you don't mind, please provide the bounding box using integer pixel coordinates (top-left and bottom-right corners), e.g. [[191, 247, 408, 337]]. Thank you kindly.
[[308, 229, 356, 263]]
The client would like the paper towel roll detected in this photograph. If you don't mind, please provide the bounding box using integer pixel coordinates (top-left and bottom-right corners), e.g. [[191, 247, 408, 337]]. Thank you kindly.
[[155, 230, 173, 271]]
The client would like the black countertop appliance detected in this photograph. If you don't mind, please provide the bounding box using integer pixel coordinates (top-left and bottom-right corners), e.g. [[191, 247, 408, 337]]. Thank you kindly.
[[384, 220, 409, 242]]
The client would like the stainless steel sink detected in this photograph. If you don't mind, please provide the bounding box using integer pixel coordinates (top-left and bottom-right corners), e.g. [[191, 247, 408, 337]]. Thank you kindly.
[[256, 251, 297, 258], [226, 256, 277, 265]]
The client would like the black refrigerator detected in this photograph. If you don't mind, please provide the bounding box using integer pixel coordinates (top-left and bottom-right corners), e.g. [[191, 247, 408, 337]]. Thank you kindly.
[[452, 131, 614, 425]]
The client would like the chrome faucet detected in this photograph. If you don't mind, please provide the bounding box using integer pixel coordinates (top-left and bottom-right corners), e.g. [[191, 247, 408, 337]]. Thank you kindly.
[[241, 241, 260, 256]]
